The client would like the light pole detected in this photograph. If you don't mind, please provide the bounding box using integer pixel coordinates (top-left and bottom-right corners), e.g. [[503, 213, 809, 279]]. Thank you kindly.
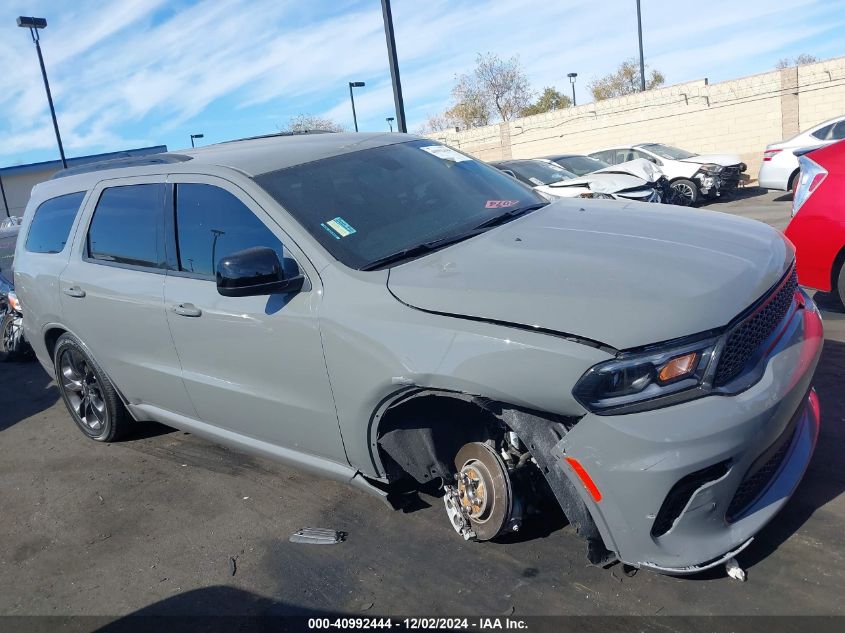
[[636, 0, 646, 91], [348, 81, 365, 132], [567, 73, 578, 106], [380, 0, 407, 133], [386, 117, 394, 132], [190, 133, 204, 148], [17, 16, 67, 169]]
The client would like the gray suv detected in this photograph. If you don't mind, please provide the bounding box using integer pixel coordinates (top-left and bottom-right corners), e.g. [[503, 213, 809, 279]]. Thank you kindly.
[[14, 133, 823, 575]]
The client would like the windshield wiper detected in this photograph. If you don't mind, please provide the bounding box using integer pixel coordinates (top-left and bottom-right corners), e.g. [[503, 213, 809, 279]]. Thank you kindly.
[[360, 231, 484, 271], [473, 202, 548, 230]]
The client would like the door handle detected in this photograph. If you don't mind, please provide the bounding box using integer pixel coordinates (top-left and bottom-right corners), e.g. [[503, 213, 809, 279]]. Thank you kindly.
[[173, 303, 202, 317], [63, 286, 86, 298]]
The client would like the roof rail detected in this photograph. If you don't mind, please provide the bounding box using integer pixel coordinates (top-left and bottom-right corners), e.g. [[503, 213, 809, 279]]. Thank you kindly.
[[218, 129, 337, 144], [50, 153, 193, 180]]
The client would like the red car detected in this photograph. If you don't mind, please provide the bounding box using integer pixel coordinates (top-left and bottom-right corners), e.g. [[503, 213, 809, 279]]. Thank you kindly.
[[784, 139, 845, 308]]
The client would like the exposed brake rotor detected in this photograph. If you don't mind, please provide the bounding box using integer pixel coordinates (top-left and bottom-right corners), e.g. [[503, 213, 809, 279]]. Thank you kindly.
[[443, 441, 516, 541]]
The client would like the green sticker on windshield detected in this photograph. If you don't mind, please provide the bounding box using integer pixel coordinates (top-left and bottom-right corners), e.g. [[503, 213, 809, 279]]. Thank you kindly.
[[321, 216, 357, 239]]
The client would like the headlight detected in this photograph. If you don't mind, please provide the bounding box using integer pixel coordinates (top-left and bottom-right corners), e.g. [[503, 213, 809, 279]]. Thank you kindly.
[[698, 163, 723, 174], [7, 291, 21, 313], [573, 336, 720, 414], [578, 192, 614, 199]]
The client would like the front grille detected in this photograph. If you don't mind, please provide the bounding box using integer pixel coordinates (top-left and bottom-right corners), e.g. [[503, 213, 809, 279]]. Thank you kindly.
[[714, 268, 797, 387], [651, 461, 731, 537], [726, 405, 801, 522]]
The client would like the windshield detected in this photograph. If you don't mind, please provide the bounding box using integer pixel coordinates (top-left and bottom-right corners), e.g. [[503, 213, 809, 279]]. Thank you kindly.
[[550, 155, 609, 176], [639, 143, 697, 160], [254, 140, 544, 269], [497, 160, 576, 186]]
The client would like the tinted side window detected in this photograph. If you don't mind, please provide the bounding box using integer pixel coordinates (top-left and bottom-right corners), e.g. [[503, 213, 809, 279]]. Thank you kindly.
[[830, 120, 845, 140], [811, 123, 833, 140], [175, 184, 287, 278], [25, 191, 85, 254], [87, 184, 165, 268]]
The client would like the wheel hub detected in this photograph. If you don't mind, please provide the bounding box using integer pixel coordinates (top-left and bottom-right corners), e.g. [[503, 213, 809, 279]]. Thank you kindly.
[[443, 441, 518, 541]]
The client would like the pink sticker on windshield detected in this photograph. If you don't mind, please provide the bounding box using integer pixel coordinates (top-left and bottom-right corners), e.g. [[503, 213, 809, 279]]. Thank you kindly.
[[485, 200, 520, 208]]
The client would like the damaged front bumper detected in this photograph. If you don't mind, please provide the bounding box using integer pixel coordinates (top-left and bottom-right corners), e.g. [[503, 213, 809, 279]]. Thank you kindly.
[[518, 291, 823, 574]]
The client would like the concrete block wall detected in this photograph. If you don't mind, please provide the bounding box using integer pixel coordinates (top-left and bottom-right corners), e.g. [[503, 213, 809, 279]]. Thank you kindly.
[[429, 56, 845, 183]]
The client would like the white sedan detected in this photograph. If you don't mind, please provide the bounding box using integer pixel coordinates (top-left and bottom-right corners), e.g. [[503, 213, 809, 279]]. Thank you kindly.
[[489, 158, 660, 203], [758, 115, 845, 191], [589, 143, 747, 205]]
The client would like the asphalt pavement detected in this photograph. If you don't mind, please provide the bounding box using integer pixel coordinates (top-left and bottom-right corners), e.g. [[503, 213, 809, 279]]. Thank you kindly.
[[1, 188, 843, 619]]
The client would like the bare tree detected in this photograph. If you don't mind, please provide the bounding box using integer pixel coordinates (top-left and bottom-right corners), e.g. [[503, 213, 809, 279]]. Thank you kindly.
[[777, 54, 818, 69], [279, 114, 345, 133], [521, 87, 571, 116], [423, 53, 532, 131], [418, 112, 457, 134], [472, 53, 532, 121], [588, 60, 665, 101]]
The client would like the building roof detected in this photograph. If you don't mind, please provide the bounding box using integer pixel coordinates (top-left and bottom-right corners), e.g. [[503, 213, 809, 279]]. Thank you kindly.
[[0, 145, 168, 178]]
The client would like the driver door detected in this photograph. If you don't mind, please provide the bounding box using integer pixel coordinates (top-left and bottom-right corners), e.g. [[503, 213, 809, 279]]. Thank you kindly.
[[162, 175, 346, 464]]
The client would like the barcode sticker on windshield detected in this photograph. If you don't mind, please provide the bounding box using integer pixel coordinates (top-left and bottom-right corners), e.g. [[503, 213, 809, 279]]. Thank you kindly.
[[419, 145, 471, 162], [321, 217, 356, 239]]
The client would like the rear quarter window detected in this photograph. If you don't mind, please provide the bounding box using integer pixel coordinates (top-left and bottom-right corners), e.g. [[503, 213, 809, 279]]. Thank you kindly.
[[25, 191, 86, 254]]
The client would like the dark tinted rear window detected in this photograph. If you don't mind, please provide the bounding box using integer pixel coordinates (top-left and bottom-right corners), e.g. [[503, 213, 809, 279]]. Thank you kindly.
[[87, 184, 165, 268], [25, 191, 85, 254]]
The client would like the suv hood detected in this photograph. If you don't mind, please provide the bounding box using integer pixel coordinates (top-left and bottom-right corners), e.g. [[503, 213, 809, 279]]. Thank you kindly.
[[680, 153, 743, 167], [387, 201, 791, 350]]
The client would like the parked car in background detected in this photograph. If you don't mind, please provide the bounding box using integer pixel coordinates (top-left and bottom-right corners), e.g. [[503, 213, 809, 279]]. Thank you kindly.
[[759, 115, 845, 191], [589, 143, 747, 206], [543, 154, 687, 206], [784, 140, 845, 308], [14, 133, 822, 576], [0, 224, 31, 361], [490, 158, 660, 202]]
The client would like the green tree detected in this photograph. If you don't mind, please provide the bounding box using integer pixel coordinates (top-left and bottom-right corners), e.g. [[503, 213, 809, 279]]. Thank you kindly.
[[588, 60, 665, 101], [521, 87, 572, 116]]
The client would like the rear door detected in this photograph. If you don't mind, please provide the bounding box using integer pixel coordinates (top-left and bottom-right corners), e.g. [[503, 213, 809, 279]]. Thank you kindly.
[[59, 177, 196, 417], [161, 175, 346, 463]]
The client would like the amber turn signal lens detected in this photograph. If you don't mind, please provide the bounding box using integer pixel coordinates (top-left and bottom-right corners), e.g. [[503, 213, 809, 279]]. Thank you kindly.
[[657, 352, 699, 383]]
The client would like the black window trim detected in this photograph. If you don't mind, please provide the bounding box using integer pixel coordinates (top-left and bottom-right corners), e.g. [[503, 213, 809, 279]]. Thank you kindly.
[[82, 182, 170, 275]]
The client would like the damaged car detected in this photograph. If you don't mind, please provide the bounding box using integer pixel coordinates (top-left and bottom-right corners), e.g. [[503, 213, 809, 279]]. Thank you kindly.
[[542, 154, 687, 206], [490, 158, 661, 203], [589, 143, 748, 205], [14, 133, 822, 575]]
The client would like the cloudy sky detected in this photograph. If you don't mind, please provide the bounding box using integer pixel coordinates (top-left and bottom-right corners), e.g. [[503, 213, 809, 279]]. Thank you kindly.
[[1, 0, 844, 166]]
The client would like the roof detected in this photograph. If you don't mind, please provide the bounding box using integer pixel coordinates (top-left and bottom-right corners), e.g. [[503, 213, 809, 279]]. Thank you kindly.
[[0, 145, 167, 178], [176, 132, 414, 177]]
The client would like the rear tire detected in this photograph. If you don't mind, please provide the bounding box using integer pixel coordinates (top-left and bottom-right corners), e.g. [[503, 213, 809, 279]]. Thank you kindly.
[[53, 333, 131, 442], [670, 179, 699, 206], [836, 262, 845, 311]]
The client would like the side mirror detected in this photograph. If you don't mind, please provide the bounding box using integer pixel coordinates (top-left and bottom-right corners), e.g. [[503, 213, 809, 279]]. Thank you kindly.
[[216, 246, 304, 297]]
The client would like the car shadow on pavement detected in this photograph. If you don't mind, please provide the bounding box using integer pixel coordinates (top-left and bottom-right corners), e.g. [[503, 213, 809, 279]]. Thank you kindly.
[[704, 186, 769, 206], [89, 585, 346, 632], [0, 360, 58, 432]]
